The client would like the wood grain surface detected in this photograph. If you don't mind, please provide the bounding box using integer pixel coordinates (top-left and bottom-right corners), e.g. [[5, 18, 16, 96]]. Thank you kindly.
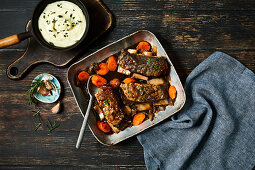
[[0, 0, 255, 169]]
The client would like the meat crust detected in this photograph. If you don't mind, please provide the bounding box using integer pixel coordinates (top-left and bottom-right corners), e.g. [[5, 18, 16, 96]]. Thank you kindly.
[[118, 50, 168, 77], [95, 86, 126, 133], [120, 83, 168, 103]]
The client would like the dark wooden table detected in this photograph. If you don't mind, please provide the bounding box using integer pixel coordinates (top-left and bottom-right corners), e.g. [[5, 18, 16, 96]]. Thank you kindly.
[[1, 0, 255, 169]]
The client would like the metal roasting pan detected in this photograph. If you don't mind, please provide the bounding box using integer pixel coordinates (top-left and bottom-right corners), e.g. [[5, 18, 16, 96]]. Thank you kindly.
[[67, 30, 186, 145]]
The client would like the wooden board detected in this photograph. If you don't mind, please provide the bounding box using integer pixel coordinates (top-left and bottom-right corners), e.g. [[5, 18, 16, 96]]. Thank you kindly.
[[5, 0, 113, 79], [0, 0, 255, 169]]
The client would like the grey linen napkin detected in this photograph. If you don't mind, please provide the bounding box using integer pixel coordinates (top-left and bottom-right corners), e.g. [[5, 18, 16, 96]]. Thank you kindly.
[[137, 52, 255, 170]]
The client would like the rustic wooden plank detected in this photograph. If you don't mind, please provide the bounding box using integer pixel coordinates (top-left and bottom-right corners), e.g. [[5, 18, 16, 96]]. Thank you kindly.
[[1, 50, 255, 87], [1, 0, 255, 11], [1, 1, 255, 50], [0, 131, 145, 166], [0, 165, 146, 170], [0, 0, 37, 11], [1, 0, 255, 169], [104, 0, 255, 11], [0, 11, 32, 49]]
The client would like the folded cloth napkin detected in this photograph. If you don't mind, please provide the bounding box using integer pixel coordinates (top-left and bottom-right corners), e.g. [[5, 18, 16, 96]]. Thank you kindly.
[[137, 52, 255, 170]]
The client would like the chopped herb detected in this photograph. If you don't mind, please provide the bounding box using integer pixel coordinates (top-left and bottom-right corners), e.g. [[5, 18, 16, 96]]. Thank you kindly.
[[39, 28, 42, 31], [43, 15, 45, 19], [147, 59, 151, 65], [72, 23, 75, 27], [67, 24, 70, 27], [65, 11, 68, 14], [77, 20, 82, 23], [73, 17, 75, 19], [153, 64, 159, 71], [70, 14, 73, 18], [73, 9, 75, 11], [52, 18, 57, 23], [57, 32, 60, 34], [49, 42, 54, 46], [58, 15, 63, 18], [57, 3, 62, 8], [49, 30, 53, 32], [64, 19, 68, 23], [104, 99, 110, 106], [130, 105, 136, 109], [53, 34, 56, 38]]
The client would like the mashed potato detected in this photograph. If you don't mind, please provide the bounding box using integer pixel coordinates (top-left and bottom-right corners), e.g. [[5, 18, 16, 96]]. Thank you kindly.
[[38, 1, 86, 47]]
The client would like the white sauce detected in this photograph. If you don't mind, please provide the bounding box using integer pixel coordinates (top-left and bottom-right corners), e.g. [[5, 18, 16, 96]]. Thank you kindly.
[[38, 1, 86, 48]]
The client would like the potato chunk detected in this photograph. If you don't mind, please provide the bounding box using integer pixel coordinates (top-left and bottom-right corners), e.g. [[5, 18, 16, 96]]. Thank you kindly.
[[148, 78, 165, 85], [123, 105, 132, 115], [154, 99, 169, 106], [132, 73, 148, 81], [135, 103, 152, 111]]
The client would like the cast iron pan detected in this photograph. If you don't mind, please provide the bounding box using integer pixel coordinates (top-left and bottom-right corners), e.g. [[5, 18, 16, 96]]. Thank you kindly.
[[0, 0, 89, 51]]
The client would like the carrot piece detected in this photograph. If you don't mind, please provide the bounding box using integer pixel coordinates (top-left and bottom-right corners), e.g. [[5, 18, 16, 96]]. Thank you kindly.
[[132, 113, 146, 126], [92, 75, 107, 87], [97, 121, 111, 133], [108, 56, 117, 71], [123, 78, 136, 84], [137, 41, 151, 53], [96, 63, 109, 75], [77, 71, 90, 82], [110, 78, 121, 89], [169, 85, 177, 99]]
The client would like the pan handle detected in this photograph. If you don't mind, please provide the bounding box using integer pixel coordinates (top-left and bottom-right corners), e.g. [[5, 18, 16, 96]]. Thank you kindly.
[[0, 32, 32, 48]]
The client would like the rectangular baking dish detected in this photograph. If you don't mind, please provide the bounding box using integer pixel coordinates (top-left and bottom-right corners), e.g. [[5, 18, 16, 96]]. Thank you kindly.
[[67, 30, 186, 145]]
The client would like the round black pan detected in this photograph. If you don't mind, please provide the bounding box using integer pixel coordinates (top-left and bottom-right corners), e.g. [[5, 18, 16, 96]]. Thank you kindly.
[[0, 0, 89, 51]]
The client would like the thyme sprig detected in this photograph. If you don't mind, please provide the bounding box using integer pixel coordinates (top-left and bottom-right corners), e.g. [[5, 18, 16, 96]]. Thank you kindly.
[[31, 111, 60, 135], [34, 122, 42, 131], [28, 80, 45, 105], [32, 110, 42, 131], [46, 119, 60, 136], [32, 110, 41, 117]]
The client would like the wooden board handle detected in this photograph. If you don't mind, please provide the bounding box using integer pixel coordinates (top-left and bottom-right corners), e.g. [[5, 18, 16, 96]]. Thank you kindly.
[[0, 34, 20, 48]]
